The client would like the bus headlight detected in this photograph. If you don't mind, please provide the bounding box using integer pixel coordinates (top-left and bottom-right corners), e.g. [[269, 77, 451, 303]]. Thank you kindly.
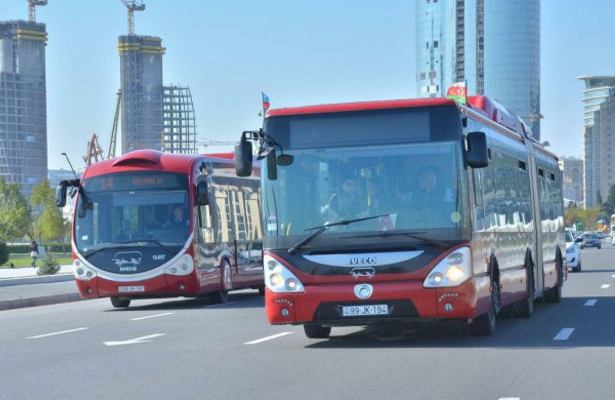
[[74, 259, 97, 281], [423, 247, 471, 288], [264, 255, 305, 293], [164, 254, 194, 276]]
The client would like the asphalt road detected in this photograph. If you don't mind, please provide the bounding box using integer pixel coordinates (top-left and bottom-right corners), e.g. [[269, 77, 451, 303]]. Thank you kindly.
[[1, 242, 615, 400]]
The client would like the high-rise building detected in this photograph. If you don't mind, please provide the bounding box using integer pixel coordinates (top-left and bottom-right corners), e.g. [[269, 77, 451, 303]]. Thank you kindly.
[[118, 35, 164, 154], [578, 76, 615, 208], [415, 0, 541, 138], [559, 157, 584, 206], [162, 85, 197, 154], [118, 35, 198, 155], [0, 20, 47, 195]]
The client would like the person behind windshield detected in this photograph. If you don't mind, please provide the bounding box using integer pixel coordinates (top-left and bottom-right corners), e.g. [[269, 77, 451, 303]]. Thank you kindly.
[[415, 166, 454, 203], [321, 177, 366, 221], [168, 205, 189, 228], [116, 219, 134, 241]]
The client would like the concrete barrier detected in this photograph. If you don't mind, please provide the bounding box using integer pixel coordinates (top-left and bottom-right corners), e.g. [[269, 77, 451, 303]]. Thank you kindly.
[[0, 292, 83, 311]]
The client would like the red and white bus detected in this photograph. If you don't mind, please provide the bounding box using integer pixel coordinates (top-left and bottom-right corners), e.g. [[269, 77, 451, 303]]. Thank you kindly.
[[235, 94, 565, 337], [57, 150, 263, 308]]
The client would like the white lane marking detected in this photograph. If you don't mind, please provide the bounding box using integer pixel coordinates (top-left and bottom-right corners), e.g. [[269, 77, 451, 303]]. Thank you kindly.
[[103, 333, 165, 347], [601, 284, 610, 289], [611, 274, 615, 278], [207, 301, 237, 308], [244, 331, 294, 345], [130, 312, 174, 321], [27, 327, 89, 340], [584, 299, 598, 306], [553, 328, 575, 341], [498, 398, 520, 400]]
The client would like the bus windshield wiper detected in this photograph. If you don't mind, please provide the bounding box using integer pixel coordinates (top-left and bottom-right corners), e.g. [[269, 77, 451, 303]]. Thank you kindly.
[[111, 239, 175, 255], [288, 214, 390, 255], [340, 231, 452, 249]]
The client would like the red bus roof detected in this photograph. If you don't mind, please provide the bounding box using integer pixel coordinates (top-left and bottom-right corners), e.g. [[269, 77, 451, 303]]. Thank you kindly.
[[82, 150, 234, 180], [266, 97, 456, 117]]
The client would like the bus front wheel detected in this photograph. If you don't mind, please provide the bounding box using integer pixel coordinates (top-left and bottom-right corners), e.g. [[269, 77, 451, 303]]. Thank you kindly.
[[110, 296, 131, 308], [469, 277, 498, 336], [210, 260, 231, 304], [303, 323, 331, 339]]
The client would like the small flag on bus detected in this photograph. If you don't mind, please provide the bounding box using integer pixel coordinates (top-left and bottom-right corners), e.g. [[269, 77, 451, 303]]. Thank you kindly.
[[446, 81, 467, 105], [262, 92, 271, 113]]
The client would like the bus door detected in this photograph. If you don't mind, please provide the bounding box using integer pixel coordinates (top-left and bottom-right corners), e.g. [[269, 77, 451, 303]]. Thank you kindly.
[[527, 147, 544, 297], [229, 188, 262, 283]]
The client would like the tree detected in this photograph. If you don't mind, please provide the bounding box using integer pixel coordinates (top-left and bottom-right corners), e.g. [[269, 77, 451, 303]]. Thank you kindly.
[[31, 181, 65, 242], [603, 184, 615, 215], [0, 178, 31, 242]]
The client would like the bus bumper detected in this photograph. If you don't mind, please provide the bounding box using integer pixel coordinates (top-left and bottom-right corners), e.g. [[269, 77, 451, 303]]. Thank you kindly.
[[75, 273, 202, 299], [265, 277, 491, 326]]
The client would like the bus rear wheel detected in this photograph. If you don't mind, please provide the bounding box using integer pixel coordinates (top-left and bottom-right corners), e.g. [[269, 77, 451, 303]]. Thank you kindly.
[[110, 296, 131, 308], [303, 323, 331, 339], [516, 261, 534, 318], [545, 258, 563, 303]]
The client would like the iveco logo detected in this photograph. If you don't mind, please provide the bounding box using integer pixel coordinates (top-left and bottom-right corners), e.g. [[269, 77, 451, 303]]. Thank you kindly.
[[349, 256, 377, 266], [354, 284, 373, 300]]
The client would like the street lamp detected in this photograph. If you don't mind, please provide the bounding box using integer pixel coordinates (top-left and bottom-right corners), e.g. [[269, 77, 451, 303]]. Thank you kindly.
[[61, 152, 78, 181]]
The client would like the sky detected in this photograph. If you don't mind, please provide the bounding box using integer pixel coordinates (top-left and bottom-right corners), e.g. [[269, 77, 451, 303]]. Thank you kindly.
[[1, 0, 614, 170]]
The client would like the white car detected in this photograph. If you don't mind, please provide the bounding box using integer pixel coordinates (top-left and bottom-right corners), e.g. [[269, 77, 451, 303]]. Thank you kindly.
[[566, 230, 582, 272]]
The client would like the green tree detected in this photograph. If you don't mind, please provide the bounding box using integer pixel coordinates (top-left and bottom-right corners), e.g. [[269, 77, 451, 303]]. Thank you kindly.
[[603, 184, 615, 215], [31, 181, 65, 242], [0, 178, 31, 242]]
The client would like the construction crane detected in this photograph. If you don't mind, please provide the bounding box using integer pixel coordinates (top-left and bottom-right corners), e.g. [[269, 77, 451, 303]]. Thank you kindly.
[[84, 133, 105, 167], [108, 89, 122, 159], [120, 0, 145, 35], [27, 0, 47, 23]]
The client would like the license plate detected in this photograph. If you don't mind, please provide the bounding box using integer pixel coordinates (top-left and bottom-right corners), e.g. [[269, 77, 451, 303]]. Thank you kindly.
[[342, 304, 388, 317], [118, 285, 145, 293]]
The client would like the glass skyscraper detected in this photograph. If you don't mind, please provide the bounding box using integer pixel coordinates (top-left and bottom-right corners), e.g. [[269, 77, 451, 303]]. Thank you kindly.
[[415, 0, 541, 139]]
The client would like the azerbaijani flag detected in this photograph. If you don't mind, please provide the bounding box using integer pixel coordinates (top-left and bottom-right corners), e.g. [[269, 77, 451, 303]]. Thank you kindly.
[[446, 81, 467, 105], [262, 92, 271, 112]]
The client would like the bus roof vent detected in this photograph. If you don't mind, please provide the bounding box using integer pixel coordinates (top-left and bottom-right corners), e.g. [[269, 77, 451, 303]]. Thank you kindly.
[[112, 150, 162, 167]]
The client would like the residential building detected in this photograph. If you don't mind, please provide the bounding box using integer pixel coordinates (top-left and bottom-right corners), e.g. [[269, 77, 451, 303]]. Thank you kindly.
[[559, 156, 583, 206], [578, 76, 615, 208]]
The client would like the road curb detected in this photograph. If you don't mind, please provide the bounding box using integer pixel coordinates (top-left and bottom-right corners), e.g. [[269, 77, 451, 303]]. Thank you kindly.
[[0, 273, 74, 287], [0, 292, 83, 311]]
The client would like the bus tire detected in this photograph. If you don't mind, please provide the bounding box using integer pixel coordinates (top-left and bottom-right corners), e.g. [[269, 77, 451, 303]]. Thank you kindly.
[[516, 258, 534, 318], [303, 323, 331, 339], [545, 255, 563, 303], [210, 259, 231, 304], [469, 274, 498, 336], [110, 296, 131, 308]]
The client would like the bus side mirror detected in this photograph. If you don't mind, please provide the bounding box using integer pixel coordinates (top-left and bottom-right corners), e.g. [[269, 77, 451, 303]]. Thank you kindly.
[[235, 136, 253, 177], [196, 181, 209, 206], [267, 150, 277, 180], [56, 183, 67, 208], [466, 131, 489, 168]]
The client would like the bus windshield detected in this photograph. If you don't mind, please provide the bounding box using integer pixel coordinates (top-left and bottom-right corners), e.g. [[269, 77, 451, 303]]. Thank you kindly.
[[262, 141, 469, 250], [74, 171, 191, 255]]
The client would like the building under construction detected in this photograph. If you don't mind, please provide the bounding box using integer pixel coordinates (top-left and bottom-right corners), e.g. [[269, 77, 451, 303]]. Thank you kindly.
[[116, 1, 197, 156], [0, 19, 48, 195]]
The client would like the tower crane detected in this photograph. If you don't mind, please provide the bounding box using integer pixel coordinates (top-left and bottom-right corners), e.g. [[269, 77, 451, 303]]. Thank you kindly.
[[27, 0, 47, 23], [83, 134, 105, 167], [120, 0, 145, 35]]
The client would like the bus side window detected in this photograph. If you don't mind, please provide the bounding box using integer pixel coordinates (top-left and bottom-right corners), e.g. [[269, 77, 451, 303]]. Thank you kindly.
[[198, 204, 215, 244]]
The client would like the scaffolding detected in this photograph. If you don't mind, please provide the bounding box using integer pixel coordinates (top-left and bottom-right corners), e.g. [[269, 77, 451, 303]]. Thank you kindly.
[[161, 85, 197, 154]]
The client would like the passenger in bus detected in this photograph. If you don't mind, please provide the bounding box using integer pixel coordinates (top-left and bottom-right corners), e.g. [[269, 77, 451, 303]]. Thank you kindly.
[[116, 219, 134, 241], [398, 167, 455, 227], [321, 177, 366, 221], [415, 166, 454, 203]]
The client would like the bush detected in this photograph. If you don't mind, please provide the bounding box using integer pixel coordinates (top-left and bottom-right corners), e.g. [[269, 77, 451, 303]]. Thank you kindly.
[[37, 253, 60, 275], [8, 242, 68, 254], [0, 242, 8, 265]]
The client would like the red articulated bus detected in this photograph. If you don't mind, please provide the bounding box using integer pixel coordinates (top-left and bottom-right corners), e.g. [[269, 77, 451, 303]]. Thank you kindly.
[[235, 94, 565, 338], [56, 150, 263, 308]]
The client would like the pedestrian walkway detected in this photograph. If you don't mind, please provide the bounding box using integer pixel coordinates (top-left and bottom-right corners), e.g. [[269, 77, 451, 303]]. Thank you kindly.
[[0, 265, 73, 280]]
